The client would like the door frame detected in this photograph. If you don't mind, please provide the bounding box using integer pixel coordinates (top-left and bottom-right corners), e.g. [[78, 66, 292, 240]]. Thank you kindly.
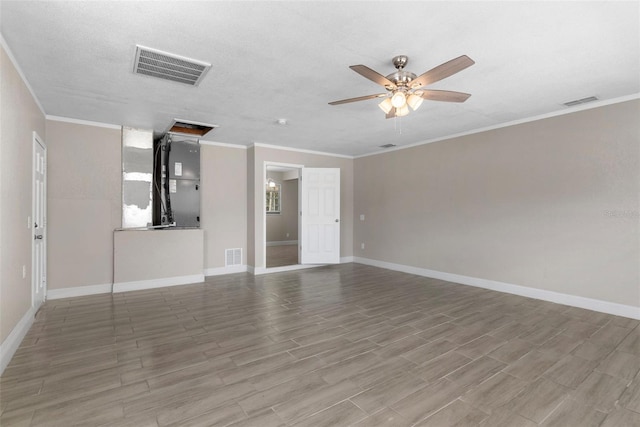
[[31, 132, 47, 308], [262, 161, 303, 271]]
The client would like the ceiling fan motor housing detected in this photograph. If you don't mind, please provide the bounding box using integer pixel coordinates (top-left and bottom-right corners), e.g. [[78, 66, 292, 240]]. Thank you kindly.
[[386, 70, 417, 89], [386, 55, 417, 89]]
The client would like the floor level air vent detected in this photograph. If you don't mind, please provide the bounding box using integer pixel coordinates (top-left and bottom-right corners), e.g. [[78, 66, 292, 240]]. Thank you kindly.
[[563, 96, 599, 107], [225, 248, 243, 267], [133, 45, 211, 86]]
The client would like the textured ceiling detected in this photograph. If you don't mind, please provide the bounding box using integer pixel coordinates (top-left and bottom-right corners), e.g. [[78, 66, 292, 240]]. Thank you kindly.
[[1, 1, 638, 156]]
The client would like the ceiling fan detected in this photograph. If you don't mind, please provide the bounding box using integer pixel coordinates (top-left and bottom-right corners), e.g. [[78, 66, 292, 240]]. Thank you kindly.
[[329, 55, 475, 118]]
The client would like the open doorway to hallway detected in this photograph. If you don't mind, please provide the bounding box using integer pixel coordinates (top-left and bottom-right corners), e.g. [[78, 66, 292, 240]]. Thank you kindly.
[[265, 164, 300, 268]]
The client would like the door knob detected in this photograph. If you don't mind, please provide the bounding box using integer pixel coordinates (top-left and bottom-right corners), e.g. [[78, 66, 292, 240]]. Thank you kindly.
[[335, 219, 340, 223]]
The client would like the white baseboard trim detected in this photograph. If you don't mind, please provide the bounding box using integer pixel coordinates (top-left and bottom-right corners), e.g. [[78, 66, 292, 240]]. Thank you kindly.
[[47, 283, 113, 300], [204, 265, 248, 276], [113, 274, 205, 293], [251, 257, 354, 275], [266, 240, 298, 247], [353, 257, 640, 320], [254, 264, 324, 275], [0, 306, 36, 376]]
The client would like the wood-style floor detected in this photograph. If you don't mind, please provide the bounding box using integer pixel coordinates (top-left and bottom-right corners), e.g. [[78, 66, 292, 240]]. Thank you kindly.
[[266, 245, 298, 268], [1, 263, 639, 426]]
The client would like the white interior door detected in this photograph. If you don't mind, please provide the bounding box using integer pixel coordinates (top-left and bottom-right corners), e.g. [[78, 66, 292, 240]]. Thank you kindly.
[[32, 133, 47, 308], [300, 168, 340, 264]]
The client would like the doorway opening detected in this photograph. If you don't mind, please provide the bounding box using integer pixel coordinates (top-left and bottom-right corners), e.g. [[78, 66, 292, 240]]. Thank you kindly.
[[264, 163, 301, 268]]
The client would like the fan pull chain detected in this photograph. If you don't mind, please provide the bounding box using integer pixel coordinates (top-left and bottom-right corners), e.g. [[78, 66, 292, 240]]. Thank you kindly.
[[394, 115, 402, 135]]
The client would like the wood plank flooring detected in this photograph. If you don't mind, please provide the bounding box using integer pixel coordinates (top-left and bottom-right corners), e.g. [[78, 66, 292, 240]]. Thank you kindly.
[[266, 245, 298, 268], [1, 263, 639, 426]]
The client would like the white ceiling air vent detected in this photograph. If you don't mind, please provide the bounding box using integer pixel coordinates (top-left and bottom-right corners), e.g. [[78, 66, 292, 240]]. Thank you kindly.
[[133, 45, 211, 86], [563, 96, 599, 107], [379, 143, 397, 149]]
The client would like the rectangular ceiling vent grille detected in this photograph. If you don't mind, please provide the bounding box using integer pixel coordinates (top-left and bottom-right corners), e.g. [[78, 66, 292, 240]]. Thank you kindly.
[[379, 144, 397, 149], [225, 248, 243, 267], [133, 45, 211, 86], [563, 96, 599, 107]]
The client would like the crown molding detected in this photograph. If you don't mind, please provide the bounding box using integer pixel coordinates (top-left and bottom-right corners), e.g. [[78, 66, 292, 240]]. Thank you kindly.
[[46, 115, 121, 130], [199, 140, 248, 149], [355, 93, 640, 159], [251, 142, 354, 159], [0, 34, 46, 116]]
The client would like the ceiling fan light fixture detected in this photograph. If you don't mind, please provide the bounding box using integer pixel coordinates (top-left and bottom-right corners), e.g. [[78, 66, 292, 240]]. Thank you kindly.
[[396, 104, 410, 117], [407, 93, 424, 111], [328, 54, 474, 120], [391, 91, 407, 108], [378, 98, 393, 114]]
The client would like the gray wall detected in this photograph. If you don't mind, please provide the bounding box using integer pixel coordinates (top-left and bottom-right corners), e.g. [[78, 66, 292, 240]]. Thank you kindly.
[[354, 99, 640, 307], [200, 144, 247, 269], [114, 229, 204, 283], [46, 120, 122, 291], [0, 44, 46, 343]]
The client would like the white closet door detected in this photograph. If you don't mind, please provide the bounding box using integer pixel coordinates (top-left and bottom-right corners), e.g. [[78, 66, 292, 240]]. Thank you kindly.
[[300, 168, 340, 264]]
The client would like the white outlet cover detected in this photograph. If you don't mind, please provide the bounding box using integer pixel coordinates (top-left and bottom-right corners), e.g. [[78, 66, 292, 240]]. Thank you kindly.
[[361, 243, 365, 249], [360, 214, 365, 221]]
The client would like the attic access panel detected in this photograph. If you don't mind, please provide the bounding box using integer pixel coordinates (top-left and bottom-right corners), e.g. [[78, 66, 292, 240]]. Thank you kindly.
[[165, 119, 218, 137]]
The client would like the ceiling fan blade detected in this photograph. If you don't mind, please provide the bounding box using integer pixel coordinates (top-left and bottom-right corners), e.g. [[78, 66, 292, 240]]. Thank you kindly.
[[385, 107, 397, 119], [350, 65, 397, 89], [409, 55, 475, 89], [328, 93, 387, 105], [419, 89, 471, 103]]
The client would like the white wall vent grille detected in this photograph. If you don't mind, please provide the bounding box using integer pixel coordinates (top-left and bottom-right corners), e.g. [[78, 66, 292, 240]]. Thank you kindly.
[[225, 248, 243, 267], [563, 96, 598, 107], [133, 45, 211, 86]]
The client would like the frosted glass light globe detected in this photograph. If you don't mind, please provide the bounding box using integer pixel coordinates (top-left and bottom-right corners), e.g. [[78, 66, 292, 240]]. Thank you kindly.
[[378, 98, 393, 114], [391, 91, 406, 108]]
